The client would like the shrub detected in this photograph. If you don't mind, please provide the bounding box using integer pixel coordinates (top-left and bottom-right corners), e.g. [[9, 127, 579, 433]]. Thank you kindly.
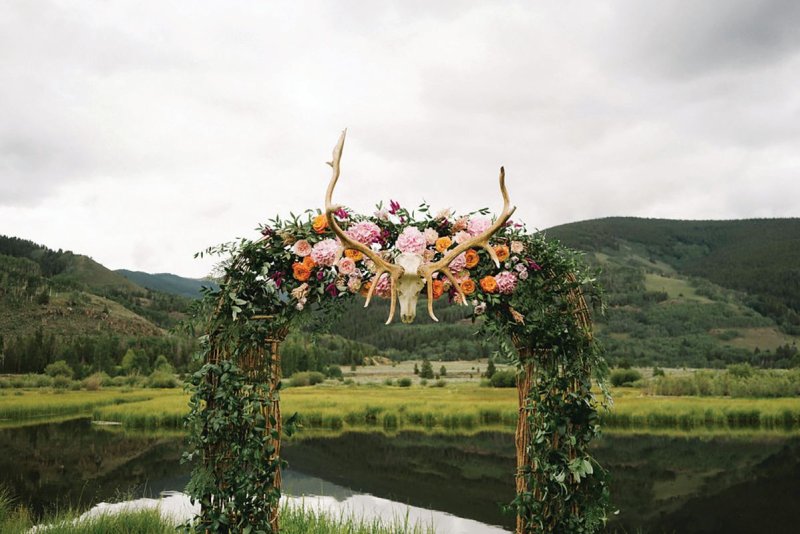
[[383, 378, 394, 386], [153, 355, 175, 374], [324, 365, 343, 379], [652, 366, 665, 377], [52, 375, 73, 389], [490, 369, 517, 388], [82, 372, 111, 390], [439, 365, 447, 377], [727, 363, 754, 379], [289, 371, 325, 387], [45, 360, 74, 379], [398, 377, 412, 387], [419, 378, 428, 386], [147, 371, 179, 388], [433, 379, 447, 388], [610, 368, 643, 387]]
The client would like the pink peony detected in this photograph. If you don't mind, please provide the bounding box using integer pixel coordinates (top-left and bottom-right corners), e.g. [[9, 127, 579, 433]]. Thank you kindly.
[[292, 239, 312, 257], [337, 257, 356, 275], [453, 230, 472, 244], [495, 271, 518, 294], [311, 238, 342, 267], [346, 221, 382, 245], [374, 273, 392, 298], [511, 240, 524, 254], [448, 252, 467, 273], [423, 227, 439, 245], [395, 227, 426, 254], [519, 269, 529, 281], [468, 217, 491, 236]]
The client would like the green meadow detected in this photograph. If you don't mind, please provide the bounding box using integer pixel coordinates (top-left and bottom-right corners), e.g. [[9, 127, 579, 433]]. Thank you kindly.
[[4, 381, 799, 433]]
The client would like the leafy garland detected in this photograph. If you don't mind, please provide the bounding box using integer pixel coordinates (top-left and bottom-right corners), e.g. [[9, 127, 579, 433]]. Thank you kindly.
[[183, 201, 610, 533]]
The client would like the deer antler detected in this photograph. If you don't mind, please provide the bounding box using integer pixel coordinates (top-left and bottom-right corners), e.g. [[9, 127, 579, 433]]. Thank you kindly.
[[417, 167, 516, 322], [325, 130, 404, 324]]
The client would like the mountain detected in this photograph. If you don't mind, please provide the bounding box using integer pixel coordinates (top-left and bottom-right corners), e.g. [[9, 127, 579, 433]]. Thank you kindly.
[[545, 217, 800, 368], [115, 269, 218, 299], [0, 235, 196, 374]]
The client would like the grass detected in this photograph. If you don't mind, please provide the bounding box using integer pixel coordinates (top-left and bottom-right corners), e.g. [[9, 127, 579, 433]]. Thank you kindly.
[[0, 486, 434, 534], [4, 380, 800, 433], [0, 388, 153, 421]]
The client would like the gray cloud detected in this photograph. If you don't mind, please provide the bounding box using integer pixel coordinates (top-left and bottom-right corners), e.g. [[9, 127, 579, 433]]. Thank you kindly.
[[0, 0, 798, 277]]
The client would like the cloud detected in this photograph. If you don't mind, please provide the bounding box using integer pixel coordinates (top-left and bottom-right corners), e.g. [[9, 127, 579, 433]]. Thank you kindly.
[[0, 0, 798, 277]]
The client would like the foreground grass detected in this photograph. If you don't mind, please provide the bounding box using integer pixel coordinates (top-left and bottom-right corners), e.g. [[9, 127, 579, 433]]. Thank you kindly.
[[0, 488, 433, 534], [4, 382, 800, 433]]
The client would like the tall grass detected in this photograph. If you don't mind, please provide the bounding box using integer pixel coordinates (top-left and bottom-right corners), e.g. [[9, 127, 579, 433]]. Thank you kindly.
[[647, 368, 800, 398], [4, 383, 800, 432], [0, 389, 153, 421], [91, 389, 188, 428]]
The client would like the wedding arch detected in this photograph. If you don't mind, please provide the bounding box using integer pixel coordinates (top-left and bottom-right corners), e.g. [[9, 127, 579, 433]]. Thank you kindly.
[[183, 131, 611, 533]]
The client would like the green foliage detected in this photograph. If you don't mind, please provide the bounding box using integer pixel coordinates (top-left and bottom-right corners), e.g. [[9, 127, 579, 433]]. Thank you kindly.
[[146, 370, 179, 388], [439, 365, 447, 376], [419, 357, 434, 379], [484, 358, 497, 378], [121, 348, 150, 376], [44, 360, 74, 379], [288, 371, 325, 387], [184, 359, 289, 533], [398, 377, 412, 387], [489, 369, 516, 388], [610, 368, 643, 387]]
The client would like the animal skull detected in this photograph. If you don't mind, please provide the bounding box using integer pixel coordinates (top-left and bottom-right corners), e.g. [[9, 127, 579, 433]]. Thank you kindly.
[[325, 130, 516, 324]]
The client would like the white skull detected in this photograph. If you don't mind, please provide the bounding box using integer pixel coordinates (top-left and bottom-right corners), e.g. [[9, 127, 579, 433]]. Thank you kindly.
[[394, 252, 426, 323]]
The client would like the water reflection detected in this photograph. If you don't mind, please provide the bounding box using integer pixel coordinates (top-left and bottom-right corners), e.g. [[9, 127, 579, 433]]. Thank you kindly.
[[1, 420, 799, 533]]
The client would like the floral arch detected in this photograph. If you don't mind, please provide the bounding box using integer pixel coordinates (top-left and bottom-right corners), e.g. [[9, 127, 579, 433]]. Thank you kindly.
[[183, 132, 611, 533]]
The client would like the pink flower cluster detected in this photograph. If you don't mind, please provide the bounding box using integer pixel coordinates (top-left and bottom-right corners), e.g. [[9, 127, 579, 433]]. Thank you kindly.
[[468, 217, 491, 236], [311, 239, 342, 267], [346, 221, 382, 245], [495, 271, 518, 294], [374, 273, 392, 297], [395, 227, 426, 254]]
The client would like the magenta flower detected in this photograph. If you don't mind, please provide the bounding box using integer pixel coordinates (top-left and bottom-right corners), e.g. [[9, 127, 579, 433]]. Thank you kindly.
[[389, 199, 401, 215], [334, 207, 349, 219]]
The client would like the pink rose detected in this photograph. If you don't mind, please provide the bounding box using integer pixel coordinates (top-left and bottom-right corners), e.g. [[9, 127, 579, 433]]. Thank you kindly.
[[337, 257, 356, 275], [292, 239, 312, 257], [424, 228, 439, 245], [454, 230, 471, 244]]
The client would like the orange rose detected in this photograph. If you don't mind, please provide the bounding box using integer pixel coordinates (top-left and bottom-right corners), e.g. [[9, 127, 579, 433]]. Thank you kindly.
[[312, 214, 328, 234], [464, 249, 479, 268], [292, 262, 311, 282], [431, 279, 445, 299], [302, 256, 316, 269], [434, 236, 452, 253], [345, 248, 363, 262], [480, 275, 498, 293], [460, 278, 476, 295], [494, 244, 510, 262]]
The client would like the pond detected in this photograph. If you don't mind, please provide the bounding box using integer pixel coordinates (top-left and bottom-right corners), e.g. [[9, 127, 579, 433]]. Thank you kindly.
[[1, 419, 799, 533]]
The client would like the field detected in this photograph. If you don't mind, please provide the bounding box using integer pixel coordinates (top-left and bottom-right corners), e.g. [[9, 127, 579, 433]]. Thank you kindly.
[[3, 381, 799, 434]]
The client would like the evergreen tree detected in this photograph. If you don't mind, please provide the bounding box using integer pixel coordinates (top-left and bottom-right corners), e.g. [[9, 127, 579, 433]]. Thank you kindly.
[[485, 359, 496, 379], [439, 365, 447, 376], [419, 357, 434, 379]]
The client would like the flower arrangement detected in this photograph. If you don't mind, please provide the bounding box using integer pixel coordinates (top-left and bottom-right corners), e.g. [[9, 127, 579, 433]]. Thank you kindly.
[[223, 200, 541, 321]]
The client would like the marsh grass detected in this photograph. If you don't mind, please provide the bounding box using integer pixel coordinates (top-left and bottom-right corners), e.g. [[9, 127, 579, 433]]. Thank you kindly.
[[3, 383, 800, 432], [0, 389, 153, 421]]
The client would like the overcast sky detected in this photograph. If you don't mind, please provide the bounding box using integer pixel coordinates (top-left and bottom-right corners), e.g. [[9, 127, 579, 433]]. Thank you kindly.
[[2, 1, 798, 278]]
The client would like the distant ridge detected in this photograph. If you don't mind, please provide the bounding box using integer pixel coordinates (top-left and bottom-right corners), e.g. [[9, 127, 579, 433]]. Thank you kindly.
[[116, 269, 218, 299]]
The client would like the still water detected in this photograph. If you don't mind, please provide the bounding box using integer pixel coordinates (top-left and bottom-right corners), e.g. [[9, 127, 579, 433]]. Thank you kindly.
[[1, 419, 799, 533]]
